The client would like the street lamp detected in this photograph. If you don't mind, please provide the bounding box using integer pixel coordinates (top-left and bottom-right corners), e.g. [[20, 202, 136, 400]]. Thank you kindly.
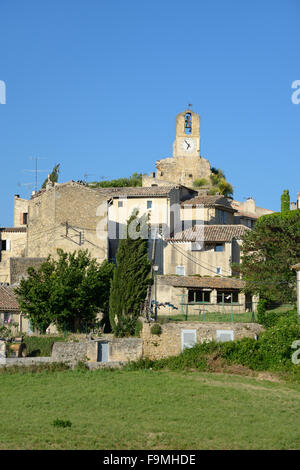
[[153, 265, 159, 321]]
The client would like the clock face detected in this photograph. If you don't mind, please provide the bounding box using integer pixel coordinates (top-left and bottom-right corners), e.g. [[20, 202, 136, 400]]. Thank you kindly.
[[180, 138, 196, 154]]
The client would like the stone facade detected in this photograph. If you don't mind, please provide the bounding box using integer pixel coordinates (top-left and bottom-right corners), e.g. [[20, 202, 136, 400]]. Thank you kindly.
[[52, 337, 143, 365], [14, 195, 29, 228], [26, 181, 108, 263], [51, 340, 90, 365], [0, 228, 27, 283], [9, 257, 46, 285], [142, 109, 212, 189], [154, 275, 257, 315], [141, 320, 264, 360]]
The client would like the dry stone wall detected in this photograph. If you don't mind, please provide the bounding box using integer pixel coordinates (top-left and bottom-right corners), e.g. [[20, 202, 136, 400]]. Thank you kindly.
[[141, 320, 264, 360]]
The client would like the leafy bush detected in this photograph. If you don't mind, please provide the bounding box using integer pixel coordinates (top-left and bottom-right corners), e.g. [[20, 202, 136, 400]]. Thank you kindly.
[[220, 337, 264, 370], [134, 319, 143, 337], [52, 419, 72, 428], [150, 323, 162, 335], [257, 304, 297, 329], [22, 336, 64, 357], [258, 316, 300, 370], [193, 178, 208, 187]]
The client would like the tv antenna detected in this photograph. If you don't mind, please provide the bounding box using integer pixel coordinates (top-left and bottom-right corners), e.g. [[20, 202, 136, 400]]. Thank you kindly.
[[22, 156, 47, 192]]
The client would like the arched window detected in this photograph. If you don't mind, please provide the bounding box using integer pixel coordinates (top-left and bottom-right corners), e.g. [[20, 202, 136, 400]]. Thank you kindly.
[[184, 112, 192, 134]]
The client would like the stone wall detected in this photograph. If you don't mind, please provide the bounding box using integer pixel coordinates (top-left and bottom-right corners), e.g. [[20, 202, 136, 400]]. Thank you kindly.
[[141, 320, 264, 360], [52, 338, 143, 365], [86, 338, 143, 362], [9, 257, 46, 285], [51, 341, 89, 365], [27, 181, 108, 263]]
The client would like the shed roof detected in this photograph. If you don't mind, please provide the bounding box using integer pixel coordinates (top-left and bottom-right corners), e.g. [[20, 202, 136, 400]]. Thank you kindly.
[[0, 286, 19, 312], [166, 224, 250, 242], [157, 275, 245, 290]]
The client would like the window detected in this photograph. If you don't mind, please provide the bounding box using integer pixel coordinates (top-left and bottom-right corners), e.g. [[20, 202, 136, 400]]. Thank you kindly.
[[1, 240, 10, 251], [188, 289, 211, 303], [20, 212, 28, 225], [176, 265, 185, 276], [4, 313, 11, 324], [118, 201, 123, 208], [181, 329, 196, 350], [191, 241, 203, 251], [218, 210, 227, 224], [216, 266, 222, 275], [147, 200, 152, 209], [184, 112, 192, 134], [217, 290, 239, 304], [215, 244, 224, 252], [216, 330, 234, 343]]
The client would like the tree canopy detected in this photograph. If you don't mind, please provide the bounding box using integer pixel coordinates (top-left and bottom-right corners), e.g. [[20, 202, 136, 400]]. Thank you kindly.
[[109, 211, 151, 337], [42, 163, 60, 189], [239, 210, 300, 304], [15, 249, 114, 333], [89, 172, 142, 188]]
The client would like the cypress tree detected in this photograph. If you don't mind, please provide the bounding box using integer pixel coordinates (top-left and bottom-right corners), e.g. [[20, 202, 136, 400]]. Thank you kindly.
[[109, 211, 151, 337], [281, 190, 290, 213]]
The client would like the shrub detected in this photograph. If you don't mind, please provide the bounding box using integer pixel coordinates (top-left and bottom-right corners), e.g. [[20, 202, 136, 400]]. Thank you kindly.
[[258, 316, 300, 370], [150, 324, 162, 335], [257, 305, 297, 329], [22, 336, 64, 357], [134, 319, 143, 337], [52, 419, 72, 428], [220, 337, 264, 370], [193, 178, 208, 187]]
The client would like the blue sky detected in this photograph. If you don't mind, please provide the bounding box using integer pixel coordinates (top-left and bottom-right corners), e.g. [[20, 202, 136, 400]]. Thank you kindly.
[[0, 0, 299, 226]]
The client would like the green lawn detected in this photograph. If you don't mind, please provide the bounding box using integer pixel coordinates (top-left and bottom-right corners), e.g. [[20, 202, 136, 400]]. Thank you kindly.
[[1, 368, 300, 449]]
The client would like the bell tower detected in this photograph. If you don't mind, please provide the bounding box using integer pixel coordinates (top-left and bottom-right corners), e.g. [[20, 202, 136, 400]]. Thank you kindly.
[[173, 109, 200, 158]]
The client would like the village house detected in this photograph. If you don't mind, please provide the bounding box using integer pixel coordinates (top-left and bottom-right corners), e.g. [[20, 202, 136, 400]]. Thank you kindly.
[[0, 108, 275, 328]]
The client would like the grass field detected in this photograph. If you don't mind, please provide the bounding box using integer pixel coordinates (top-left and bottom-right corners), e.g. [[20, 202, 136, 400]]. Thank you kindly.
[[1, 368, 300, 450]]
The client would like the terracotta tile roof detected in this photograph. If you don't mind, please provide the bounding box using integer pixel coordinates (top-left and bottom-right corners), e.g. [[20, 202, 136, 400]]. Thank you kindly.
[[0, 227, 27, 233], [157, 275, 245, 290], [181, 194, 236, 211], [95, 186, 178, 197], [0, 286, 19, 311], [166, 224, 250, 242]]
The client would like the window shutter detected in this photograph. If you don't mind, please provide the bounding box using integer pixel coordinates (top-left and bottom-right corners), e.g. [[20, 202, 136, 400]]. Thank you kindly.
[[181, 329, 197, 350], [20, 213, 24, 225], [176, 265, 185, 276], [216, 330, 234, 343], [6, 240, 11, 251]]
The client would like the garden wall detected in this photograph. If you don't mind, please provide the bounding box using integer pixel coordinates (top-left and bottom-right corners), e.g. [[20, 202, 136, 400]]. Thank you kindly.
[[141, 320, 264, 360]]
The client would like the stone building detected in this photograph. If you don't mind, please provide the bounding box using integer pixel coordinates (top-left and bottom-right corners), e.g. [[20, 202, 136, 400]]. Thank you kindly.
[[231, 197, 275, 228], [0, 227, 27, 284], [0, 108, 275, 326], [26, 180, 109, 262], [143, 109, 212, 189], [291, 192, 300, 210]]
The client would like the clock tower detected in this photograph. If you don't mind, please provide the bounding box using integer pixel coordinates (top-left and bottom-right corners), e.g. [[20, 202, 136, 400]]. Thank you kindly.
[[173, 109, 200, 158], [142, 108, 211, 189]]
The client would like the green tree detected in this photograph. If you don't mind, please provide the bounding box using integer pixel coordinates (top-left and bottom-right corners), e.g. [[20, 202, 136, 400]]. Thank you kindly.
[[281, 189, 290, 213], [15, 249, 114, 333], [42, 163, 60, 189], [109, 211, 151, 337], [89, 172, 143, 188], [239, 210, 300, 304], [208, 168, 233, 197]]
